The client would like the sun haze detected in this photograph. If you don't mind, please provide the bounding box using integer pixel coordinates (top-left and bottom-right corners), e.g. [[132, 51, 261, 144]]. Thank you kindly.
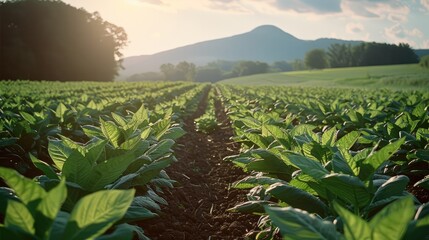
[[49, 0, 429, 57]]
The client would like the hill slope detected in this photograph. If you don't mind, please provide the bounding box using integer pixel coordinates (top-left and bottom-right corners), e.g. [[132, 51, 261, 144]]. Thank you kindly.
[[219, 64, 429, 90], [119, 25, 362, 77]]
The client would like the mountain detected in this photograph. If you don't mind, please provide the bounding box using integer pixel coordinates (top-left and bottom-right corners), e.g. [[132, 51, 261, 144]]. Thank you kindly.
[[415, 49, 429, 58], [118, 25, 393, 78]]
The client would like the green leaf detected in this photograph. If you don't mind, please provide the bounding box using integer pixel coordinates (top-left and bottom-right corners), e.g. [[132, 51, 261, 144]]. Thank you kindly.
[[233, 176, 286, 189], [82, 125, 103, 138], [140, 127, 152, 140], [63, 189, 135, 240], [122, 206, 158, 222], [321, 127, 337, 146], [130, 105, 149, 128], [414, 176, 429, 190], [108, 157, 173, 189], [85, 138, 108, 166], [62, 151, 92, 189], [262, 124, 292, 149], [416, 149, 429, 161], [37, 178, 67, 220], [290, 124, 317, 138], [288, 154, 329, 180], [412, 102, 426, 118], [55, 103, 68, 122], [244, 132, 270, 149], [228, 200, 271, 214], [20, 112, 36, 124], [48, 139, 73, 170], [371, 175, 409, 205], [265, 206, 340, 240], [152, 119, 171, 140], [100, 119, 122, 148], [111, 112, 127, 127], [36, 178, 67, 238], [321, 173, 371, 208], [159, 127, 186, 141], [266, 183, 328, 217], [5, 200, 35, 235], [370, 197, 414, 240], [30, 154, 59, 180], [246, 150, 293, 175], [0, 226, 28, 239], [333, 202, 371, 240], [330, 151, 355, 176], [336, 131, 360, 150], [0, 167, 46, 205], [360, 138, 405, 181], [0, 138, 18, 148], [403, 210, 429, 240], [145, 139, 174, 161], [95, 223, 147, 240], [49, 211, 70, 240], [84, 151, 136, 191]]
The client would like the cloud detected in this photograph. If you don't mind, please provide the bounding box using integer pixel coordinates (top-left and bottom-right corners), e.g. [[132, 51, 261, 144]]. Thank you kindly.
[[342, 0, 410, 22], [384, 24, 423, 46], [272, 0, 342, 14], [422, 0, 429, 11], [206, 0, 251, 13], [346, 22, 364, 34], [138, 0, 164, 5]]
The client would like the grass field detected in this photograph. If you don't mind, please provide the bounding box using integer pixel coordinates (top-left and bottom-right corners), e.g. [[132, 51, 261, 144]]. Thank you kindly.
[[220, 64, 429, 89]]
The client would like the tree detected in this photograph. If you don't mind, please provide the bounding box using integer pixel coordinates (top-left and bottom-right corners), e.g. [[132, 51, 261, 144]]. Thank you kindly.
[[126, 72, 165, 82], [305, 49, 328, 69], [0, 0, 127, 81], [420, 55, 429, 69], [292, 59, 307, 71], [160, 61, 196, 81], [195, 67, 223, 82], [176, 61, 196, 81], [271, 61, 293, 72], [232, 61, 269, 77], [327, 44, 353, 68], [356, 42, 419, 66]]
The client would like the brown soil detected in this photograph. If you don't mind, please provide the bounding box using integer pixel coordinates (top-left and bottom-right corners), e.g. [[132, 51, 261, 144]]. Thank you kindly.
[[140, 88, 259, 239]]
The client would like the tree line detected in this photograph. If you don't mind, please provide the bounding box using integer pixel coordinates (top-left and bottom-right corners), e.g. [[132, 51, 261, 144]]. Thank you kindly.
[[128, 60, 275, 82], [129, 42, 422, 82], [0, 0, 127, 82], [305, 42, 419, 69]]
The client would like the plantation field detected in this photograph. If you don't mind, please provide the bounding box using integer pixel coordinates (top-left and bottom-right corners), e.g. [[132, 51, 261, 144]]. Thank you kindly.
[[221, 64, 429, 89], [1, 80, 428, 239]]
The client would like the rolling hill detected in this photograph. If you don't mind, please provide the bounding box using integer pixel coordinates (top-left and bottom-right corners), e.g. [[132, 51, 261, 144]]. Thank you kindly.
[[219, 64, 429, 89], [119, 25, 363, 78]]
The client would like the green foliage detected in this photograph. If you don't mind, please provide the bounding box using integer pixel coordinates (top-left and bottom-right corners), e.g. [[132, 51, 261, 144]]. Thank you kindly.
[[0, 167, 137, 240], [0, 0, 127, 81], [305, 49, 328, 69], [160, 61, 196, 81], [195, 88, 218, 133], [327, 42, 419, 68], [264, 197, 426, 240], [232, 61, 269, 77], [219, 84, 429, 238], [419, 55, 429, 69], [0, 81, 210, 239]]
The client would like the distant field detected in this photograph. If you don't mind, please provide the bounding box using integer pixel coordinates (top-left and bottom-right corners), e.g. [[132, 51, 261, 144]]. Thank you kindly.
[[220, 64, 429, 89]]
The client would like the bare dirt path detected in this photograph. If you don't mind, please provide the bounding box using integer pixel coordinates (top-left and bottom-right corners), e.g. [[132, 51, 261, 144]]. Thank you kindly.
[[141, 87, 258, 239]]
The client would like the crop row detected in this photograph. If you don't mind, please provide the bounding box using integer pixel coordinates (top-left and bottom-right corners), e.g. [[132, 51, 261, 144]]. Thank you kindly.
[[217, 85, 429, 239], [0, 81, 209, 239]]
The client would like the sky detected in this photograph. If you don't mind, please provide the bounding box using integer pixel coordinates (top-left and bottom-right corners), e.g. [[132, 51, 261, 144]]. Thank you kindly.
[[62, 0, 429, 58]]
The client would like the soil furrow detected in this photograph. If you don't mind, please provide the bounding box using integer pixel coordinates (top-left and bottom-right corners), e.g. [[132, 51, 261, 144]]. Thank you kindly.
[[141, 87, 258, 239]]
